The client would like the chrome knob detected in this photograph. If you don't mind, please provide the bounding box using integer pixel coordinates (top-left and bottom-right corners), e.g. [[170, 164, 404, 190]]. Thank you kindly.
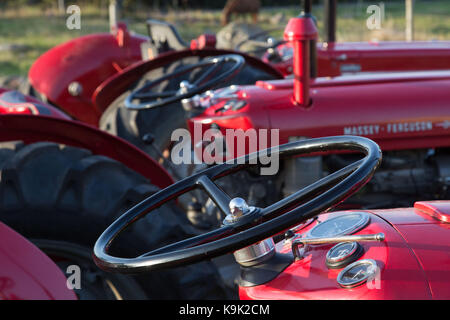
[[229, 197, 250, 219], [179, 80, 193, 94], [223, 197, 256, 225], [68, 81, 83, 97]]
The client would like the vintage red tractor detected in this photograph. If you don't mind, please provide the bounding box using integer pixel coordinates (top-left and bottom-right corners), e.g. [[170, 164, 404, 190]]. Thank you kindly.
[[0, 88, 229, 299], [93, 136, 450, 300], [172, 10, 450, 215], [77, 3, 450, 225], [260, 0, 450, 77], [25, 0, 450, 128], [89, 7, 450, 300]]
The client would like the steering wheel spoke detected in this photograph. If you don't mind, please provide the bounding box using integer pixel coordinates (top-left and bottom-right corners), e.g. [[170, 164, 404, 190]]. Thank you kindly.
[[133, 90, 178, 100], [192, 59, 225, 87], [196, 175, 232, 216]]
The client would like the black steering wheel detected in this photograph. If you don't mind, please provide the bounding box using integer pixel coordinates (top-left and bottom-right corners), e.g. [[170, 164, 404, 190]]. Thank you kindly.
[[93, 136, 381, 274], [124, 54, 245, 110]]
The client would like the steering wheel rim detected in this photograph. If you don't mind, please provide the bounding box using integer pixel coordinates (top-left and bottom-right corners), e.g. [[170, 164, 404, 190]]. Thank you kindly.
[[93, 136, 381, 274], [124, 54, 245, 110]]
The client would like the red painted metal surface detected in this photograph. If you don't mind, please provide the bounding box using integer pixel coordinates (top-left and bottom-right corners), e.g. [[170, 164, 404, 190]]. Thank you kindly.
[[190, 34, 217, 50], [189, 70, 450, 158], [0, 222, 76, 300], [240, 203, 450, 300], [0, 90, 70, 119], [414, 201, 450, 223], [265, 41, 450, 77], [0, 115, 173, 189], [28, 27, 146, 125]]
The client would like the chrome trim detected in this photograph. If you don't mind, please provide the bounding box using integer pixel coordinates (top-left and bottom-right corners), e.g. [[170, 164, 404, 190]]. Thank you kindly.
[[181, 85, 240, 111], [233, 238, 275, 267], [223, 197, 256, 224], [326, 241, 359, 264], [337, 259, 378, 288], [307, 212, 370, 238], [292, 233, 385, 260]]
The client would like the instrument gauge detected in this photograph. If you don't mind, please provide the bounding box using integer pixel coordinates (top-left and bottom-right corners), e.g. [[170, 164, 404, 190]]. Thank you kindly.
[[326, 242, 363, 269], [308, 212, 370, 238], [337, 259, 378, 288]]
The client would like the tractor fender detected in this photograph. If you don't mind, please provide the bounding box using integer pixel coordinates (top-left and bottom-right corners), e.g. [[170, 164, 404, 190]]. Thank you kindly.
[[93, 48, 284, 114], [0, 221, 76, 300], [0, 114, 173, 189], [28, 24, 146, 126]]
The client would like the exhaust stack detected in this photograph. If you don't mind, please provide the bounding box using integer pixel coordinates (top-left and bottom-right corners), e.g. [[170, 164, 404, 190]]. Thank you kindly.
[[284, 1, 318, 107]]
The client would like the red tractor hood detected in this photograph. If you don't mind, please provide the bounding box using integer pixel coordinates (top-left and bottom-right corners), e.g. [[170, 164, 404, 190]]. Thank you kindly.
[[374, 201, 450, 299], [189, 70, 450, 159], [268, 40, 450, 76], [0, 222, 76, 300], [240, 201, 450, 300]]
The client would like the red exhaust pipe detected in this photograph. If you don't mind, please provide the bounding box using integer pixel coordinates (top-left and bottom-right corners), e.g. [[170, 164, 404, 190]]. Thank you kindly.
[[284, 14, 318, 107]]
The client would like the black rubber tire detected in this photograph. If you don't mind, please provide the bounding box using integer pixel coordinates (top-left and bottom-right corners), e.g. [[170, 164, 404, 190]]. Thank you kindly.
[[0, 141, 229, 299]]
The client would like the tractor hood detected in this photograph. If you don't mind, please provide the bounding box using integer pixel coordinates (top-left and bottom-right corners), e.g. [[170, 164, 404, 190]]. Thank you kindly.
[[266, 40, 450, 76], [240, 201, 450, 300], [189, 70, 450, 159], [373, 201, 450, 299]]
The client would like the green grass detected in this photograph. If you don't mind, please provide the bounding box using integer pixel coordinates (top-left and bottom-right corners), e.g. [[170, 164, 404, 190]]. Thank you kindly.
[[0, 1, 449, 77]]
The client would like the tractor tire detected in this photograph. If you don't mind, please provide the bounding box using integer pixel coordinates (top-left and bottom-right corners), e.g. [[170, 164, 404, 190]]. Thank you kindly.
[[0, 141, 230, 300], [100, 90, 185, 162]]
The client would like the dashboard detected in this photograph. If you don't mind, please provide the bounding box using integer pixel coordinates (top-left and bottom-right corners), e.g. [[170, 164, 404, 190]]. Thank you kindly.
[[240, 210, 433, 300]]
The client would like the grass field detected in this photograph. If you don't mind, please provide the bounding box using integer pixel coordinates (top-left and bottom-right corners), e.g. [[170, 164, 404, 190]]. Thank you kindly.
[[0, 1, 449, 77]]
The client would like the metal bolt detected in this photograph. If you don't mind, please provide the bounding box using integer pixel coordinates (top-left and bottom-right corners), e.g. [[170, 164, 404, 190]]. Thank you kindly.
[[68, 81, 83, 97], [179, 80, 193, 94], [229, 197, 250, 219]]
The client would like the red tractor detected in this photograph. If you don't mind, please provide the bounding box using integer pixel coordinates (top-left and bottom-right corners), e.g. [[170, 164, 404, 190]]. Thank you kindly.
[[19, 1, 449, 226], [0, 88, 230, 299], [88, 5, 450, 299], [3, 1, 449, 299], [25, 1, 450, 128], [176, 8, 450, 216], [93, 135, 450, 300]]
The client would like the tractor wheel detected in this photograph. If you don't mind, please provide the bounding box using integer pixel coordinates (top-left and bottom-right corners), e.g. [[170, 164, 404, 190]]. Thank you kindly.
[[100, 90, 186, 162], [0, 141, 229, 300]]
